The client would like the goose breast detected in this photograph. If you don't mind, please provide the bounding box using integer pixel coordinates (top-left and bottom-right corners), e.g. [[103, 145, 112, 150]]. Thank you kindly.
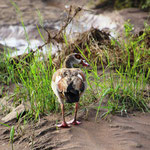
[[52, 68, 87, 101]]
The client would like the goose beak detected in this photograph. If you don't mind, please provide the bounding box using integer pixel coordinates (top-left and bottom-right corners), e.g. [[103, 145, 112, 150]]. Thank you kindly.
[[81, 60, 89, 67]]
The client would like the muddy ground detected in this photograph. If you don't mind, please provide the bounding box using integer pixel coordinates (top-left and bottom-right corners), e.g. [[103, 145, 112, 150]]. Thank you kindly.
[[0, 0, 150, 150], [1, 108, 150, 150]]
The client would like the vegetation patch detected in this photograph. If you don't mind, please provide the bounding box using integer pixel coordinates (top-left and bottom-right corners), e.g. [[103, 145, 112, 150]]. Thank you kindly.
[[0, 6, 149, 122], [94, 0, 150, 11]]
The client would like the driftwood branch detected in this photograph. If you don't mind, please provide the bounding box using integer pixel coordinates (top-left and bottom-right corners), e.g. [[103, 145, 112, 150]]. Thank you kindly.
[[38, 6, 82, 51], [10, 6, 82, 66]]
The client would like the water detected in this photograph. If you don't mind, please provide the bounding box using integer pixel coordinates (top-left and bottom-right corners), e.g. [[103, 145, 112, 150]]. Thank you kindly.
[[0, 10, 118, 57]]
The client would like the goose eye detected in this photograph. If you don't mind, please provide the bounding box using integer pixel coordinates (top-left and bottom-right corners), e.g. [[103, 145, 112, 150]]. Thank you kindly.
[[75, 54, 81, 59]]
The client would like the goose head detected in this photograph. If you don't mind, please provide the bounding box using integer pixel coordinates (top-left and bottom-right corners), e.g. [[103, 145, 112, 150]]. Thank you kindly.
[[63, 53, 89, 68]]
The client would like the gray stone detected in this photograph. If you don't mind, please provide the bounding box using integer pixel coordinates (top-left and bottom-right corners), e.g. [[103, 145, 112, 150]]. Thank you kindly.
[[1, 104, 25, 122]]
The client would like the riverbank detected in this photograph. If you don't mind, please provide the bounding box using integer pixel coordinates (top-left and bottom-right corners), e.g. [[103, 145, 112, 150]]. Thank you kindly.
[[0, 0, 150, 150]]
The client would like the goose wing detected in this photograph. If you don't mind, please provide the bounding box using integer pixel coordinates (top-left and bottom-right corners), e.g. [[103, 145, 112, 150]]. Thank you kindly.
[[52, 68, 86, 102]]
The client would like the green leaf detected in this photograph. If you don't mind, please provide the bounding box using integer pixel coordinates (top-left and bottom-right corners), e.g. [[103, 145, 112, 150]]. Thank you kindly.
[[10, 126, 15, 143]]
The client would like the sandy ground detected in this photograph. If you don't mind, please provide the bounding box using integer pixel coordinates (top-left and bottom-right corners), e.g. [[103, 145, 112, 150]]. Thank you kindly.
[[70, 112, 150, 150], [0, 108, 150, 150], [0, 0, 150, 150]]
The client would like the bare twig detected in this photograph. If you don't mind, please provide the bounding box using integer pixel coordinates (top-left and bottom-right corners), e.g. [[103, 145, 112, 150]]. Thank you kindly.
[[36, 6, 82, 53], [53, 6, 82, 39]]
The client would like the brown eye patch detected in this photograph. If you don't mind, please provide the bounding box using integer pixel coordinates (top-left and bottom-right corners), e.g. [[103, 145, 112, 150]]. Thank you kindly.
[[75, 54, 81, 59]]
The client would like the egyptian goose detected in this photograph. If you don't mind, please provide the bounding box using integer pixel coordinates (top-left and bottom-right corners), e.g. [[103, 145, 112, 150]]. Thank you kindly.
[[51, 53, 89, 128]]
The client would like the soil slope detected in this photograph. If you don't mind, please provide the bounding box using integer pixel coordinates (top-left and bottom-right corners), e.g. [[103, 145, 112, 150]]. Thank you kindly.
[[0, 110, 150, 150]]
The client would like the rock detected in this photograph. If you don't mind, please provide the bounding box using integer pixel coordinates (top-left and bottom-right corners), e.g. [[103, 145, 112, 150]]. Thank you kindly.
[[0, 92, 31, 122], [0, 94, 15, 111], [1, 104, 25, 123]]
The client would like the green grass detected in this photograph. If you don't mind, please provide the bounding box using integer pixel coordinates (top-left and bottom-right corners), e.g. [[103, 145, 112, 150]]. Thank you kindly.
[[1, 50, 58, 120], [0, 122, 15, 150], [82, 21, 150, 118]]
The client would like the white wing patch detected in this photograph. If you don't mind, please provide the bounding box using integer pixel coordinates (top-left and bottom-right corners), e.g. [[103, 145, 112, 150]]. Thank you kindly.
[[55, 76, 62, 84], [77, 74, 83, 80]]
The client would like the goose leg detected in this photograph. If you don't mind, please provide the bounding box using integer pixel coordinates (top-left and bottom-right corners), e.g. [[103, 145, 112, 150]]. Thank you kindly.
[[57, 104, 70, 128], [68, 102, 81, 125]]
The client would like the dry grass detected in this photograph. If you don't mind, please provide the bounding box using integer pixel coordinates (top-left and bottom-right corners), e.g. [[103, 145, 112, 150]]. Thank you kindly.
[[52, 26, 150, 73]]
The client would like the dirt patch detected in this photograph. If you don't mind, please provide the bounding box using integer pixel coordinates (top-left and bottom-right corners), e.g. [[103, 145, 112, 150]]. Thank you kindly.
[[1, 109, 150, 150], [0, 0, 91, 27], [70, 111, 150, 150], [0, 114, 71, 150]]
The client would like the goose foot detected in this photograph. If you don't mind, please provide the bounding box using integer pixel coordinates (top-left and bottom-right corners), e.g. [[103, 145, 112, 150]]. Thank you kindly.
[[57, 122, 70, 128], [68, 119, 81, 125]]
